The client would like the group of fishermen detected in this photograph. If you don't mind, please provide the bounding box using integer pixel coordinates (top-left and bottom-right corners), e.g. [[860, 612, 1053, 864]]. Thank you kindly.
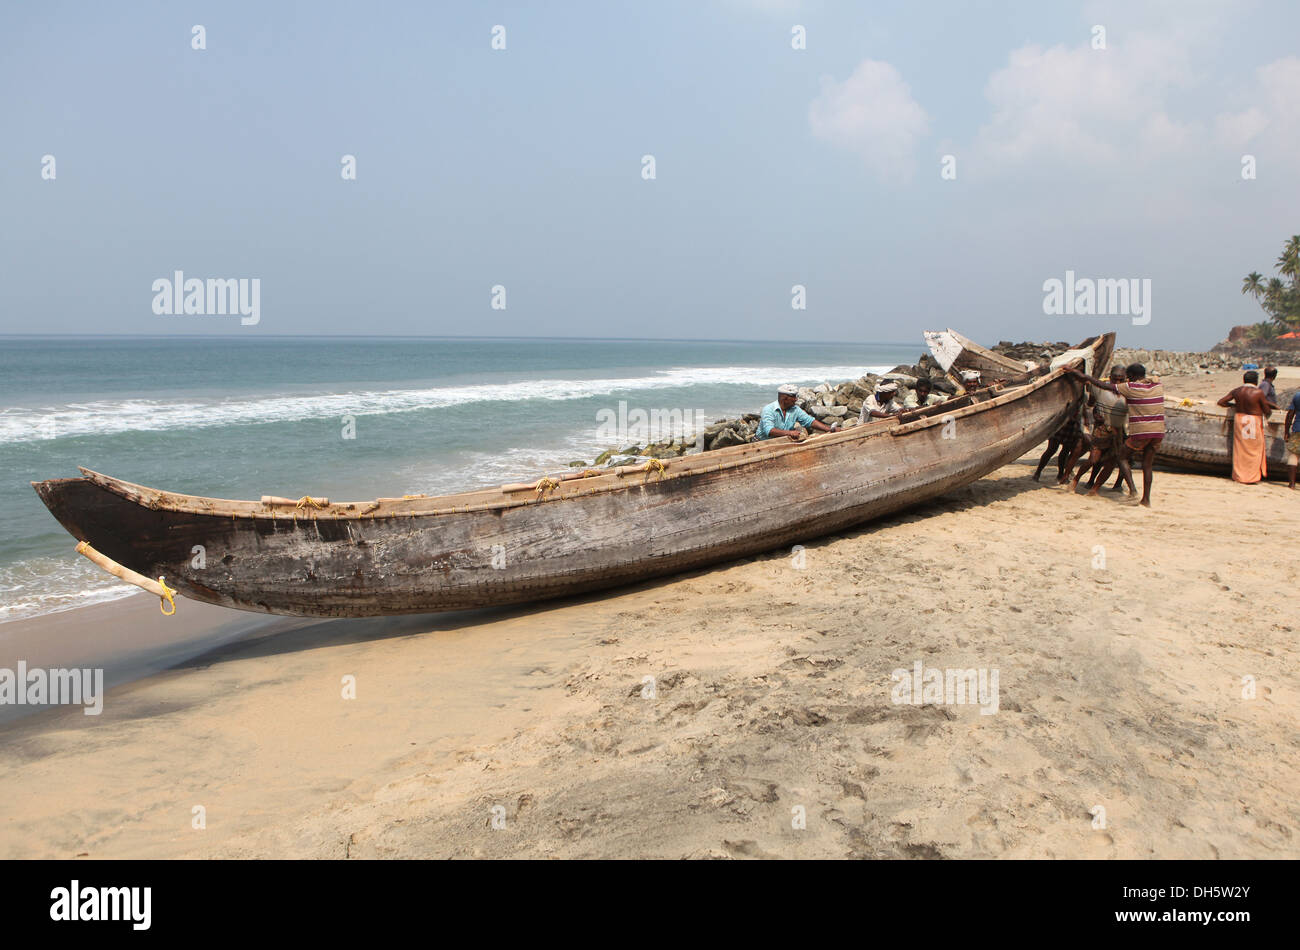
[[1034, 363, 1166, 507], [755, 369, 985, 442], [1037, 363, 1300, 506]]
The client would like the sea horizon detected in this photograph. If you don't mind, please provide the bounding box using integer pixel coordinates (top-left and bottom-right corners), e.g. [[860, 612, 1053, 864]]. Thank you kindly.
[[0, 331, 921, 345]]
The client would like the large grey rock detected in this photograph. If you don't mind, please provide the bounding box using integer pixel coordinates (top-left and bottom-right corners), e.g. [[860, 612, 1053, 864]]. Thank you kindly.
[[882, 372, 918, 387], [707, 427, 748, 451], [932, 377, 957, 394], [819, 405, 848, 418]]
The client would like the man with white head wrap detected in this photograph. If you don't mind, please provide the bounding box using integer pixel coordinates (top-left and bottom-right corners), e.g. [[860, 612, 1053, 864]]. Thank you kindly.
[[756, 383, 840, 441], [859, 381, 903, 422], [956, 368, 1002, 404]]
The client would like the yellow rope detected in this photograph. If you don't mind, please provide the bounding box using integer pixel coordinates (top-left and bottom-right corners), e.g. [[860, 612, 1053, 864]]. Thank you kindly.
[[295, 495, 328, 510], [401, 494, 426, 499], [157, 577, 177, 616], [535, 477, 560, 496], [641, 458, 668, 478]]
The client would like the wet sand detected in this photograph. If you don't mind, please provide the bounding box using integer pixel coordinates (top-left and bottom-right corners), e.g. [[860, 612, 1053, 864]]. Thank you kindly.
[[0, 596, 287, 726], [1, 369, 1297, 859]]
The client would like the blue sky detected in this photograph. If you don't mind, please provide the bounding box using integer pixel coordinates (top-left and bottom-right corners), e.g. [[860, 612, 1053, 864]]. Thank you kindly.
[[2, 0, 1298, 348]]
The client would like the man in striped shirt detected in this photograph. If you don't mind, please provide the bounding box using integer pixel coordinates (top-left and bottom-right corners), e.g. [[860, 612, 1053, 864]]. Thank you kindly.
[[1069, 363, 1164, 506]]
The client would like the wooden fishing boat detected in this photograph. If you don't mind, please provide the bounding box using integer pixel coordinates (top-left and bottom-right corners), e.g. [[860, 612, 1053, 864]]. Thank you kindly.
[[32, 333, 1113, 619], [1156, 398, 1291, 478]]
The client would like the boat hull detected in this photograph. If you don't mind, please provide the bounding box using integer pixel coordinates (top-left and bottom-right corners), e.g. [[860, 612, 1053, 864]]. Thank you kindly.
[[32, 337, 1109, 618]]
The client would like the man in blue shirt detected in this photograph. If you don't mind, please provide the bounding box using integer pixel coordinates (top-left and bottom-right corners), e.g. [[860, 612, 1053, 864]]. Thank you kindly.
[[1261, 367, 1279, 404], [1285, 389, 1300, 489], [756, 384, 840, 441]]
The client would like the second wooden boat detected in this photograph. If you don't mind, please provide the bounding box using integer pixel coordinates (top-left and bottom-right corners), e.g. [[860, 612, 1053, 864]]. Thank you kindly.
[[1156, 399, 1291, 478]]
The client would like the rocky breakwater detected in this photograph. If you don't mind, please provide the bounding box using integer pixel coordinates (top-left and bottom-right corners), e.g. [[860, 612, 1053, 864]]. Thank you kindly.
[[990, 340, 1079, 367], [568, 358, 958, 470], [1112, 349, 1239, 376], [990, 340, 1256, 378]]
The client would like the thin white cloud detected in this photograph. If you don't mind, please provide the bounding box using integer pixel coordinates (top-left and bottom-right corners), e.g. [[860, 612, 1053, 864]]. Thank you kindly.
[[1214, 56, 1300, 153], [972, 35, 1199, 169], [969, 3, 1297, 176], [808, 60, 930, 181]]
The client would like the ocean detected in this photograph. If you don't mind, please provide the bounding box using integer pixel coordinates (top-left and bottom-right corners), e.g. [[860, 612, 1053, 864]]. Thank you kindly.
[[0, 336, 918, 623]]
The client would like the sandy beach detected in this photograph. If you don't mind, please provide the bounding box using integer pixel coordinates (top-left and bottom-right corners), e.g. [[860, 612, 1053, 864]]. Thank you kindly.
[[2, 367, 1298, 860]]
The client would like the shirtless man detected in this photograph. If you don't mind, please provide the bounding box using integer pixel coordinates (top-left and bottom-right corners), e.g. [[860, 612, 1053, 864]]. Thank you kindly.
[[1217, 370, 1277, 484], [1033, 406, 1084, 483], [1218, 370, 1278, 415], [1071, 365, 1128, 494]]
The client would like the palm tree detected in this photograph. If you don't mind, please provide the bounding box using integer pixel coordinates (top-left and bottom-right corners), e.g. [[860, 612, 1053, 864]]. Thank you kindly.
[[1241, 238, 1300, 332], [1263, 278, 1292, 331], [1248, 322, 1275, 342], [1279, 246, 1300, 283]]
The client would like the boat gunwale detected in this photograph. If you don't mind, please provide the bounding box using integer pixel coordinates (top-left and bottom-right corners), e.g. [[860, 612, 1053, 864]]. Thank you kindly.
[[1161, 398, 1288, 429], [42, 337, 1105, 521]]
